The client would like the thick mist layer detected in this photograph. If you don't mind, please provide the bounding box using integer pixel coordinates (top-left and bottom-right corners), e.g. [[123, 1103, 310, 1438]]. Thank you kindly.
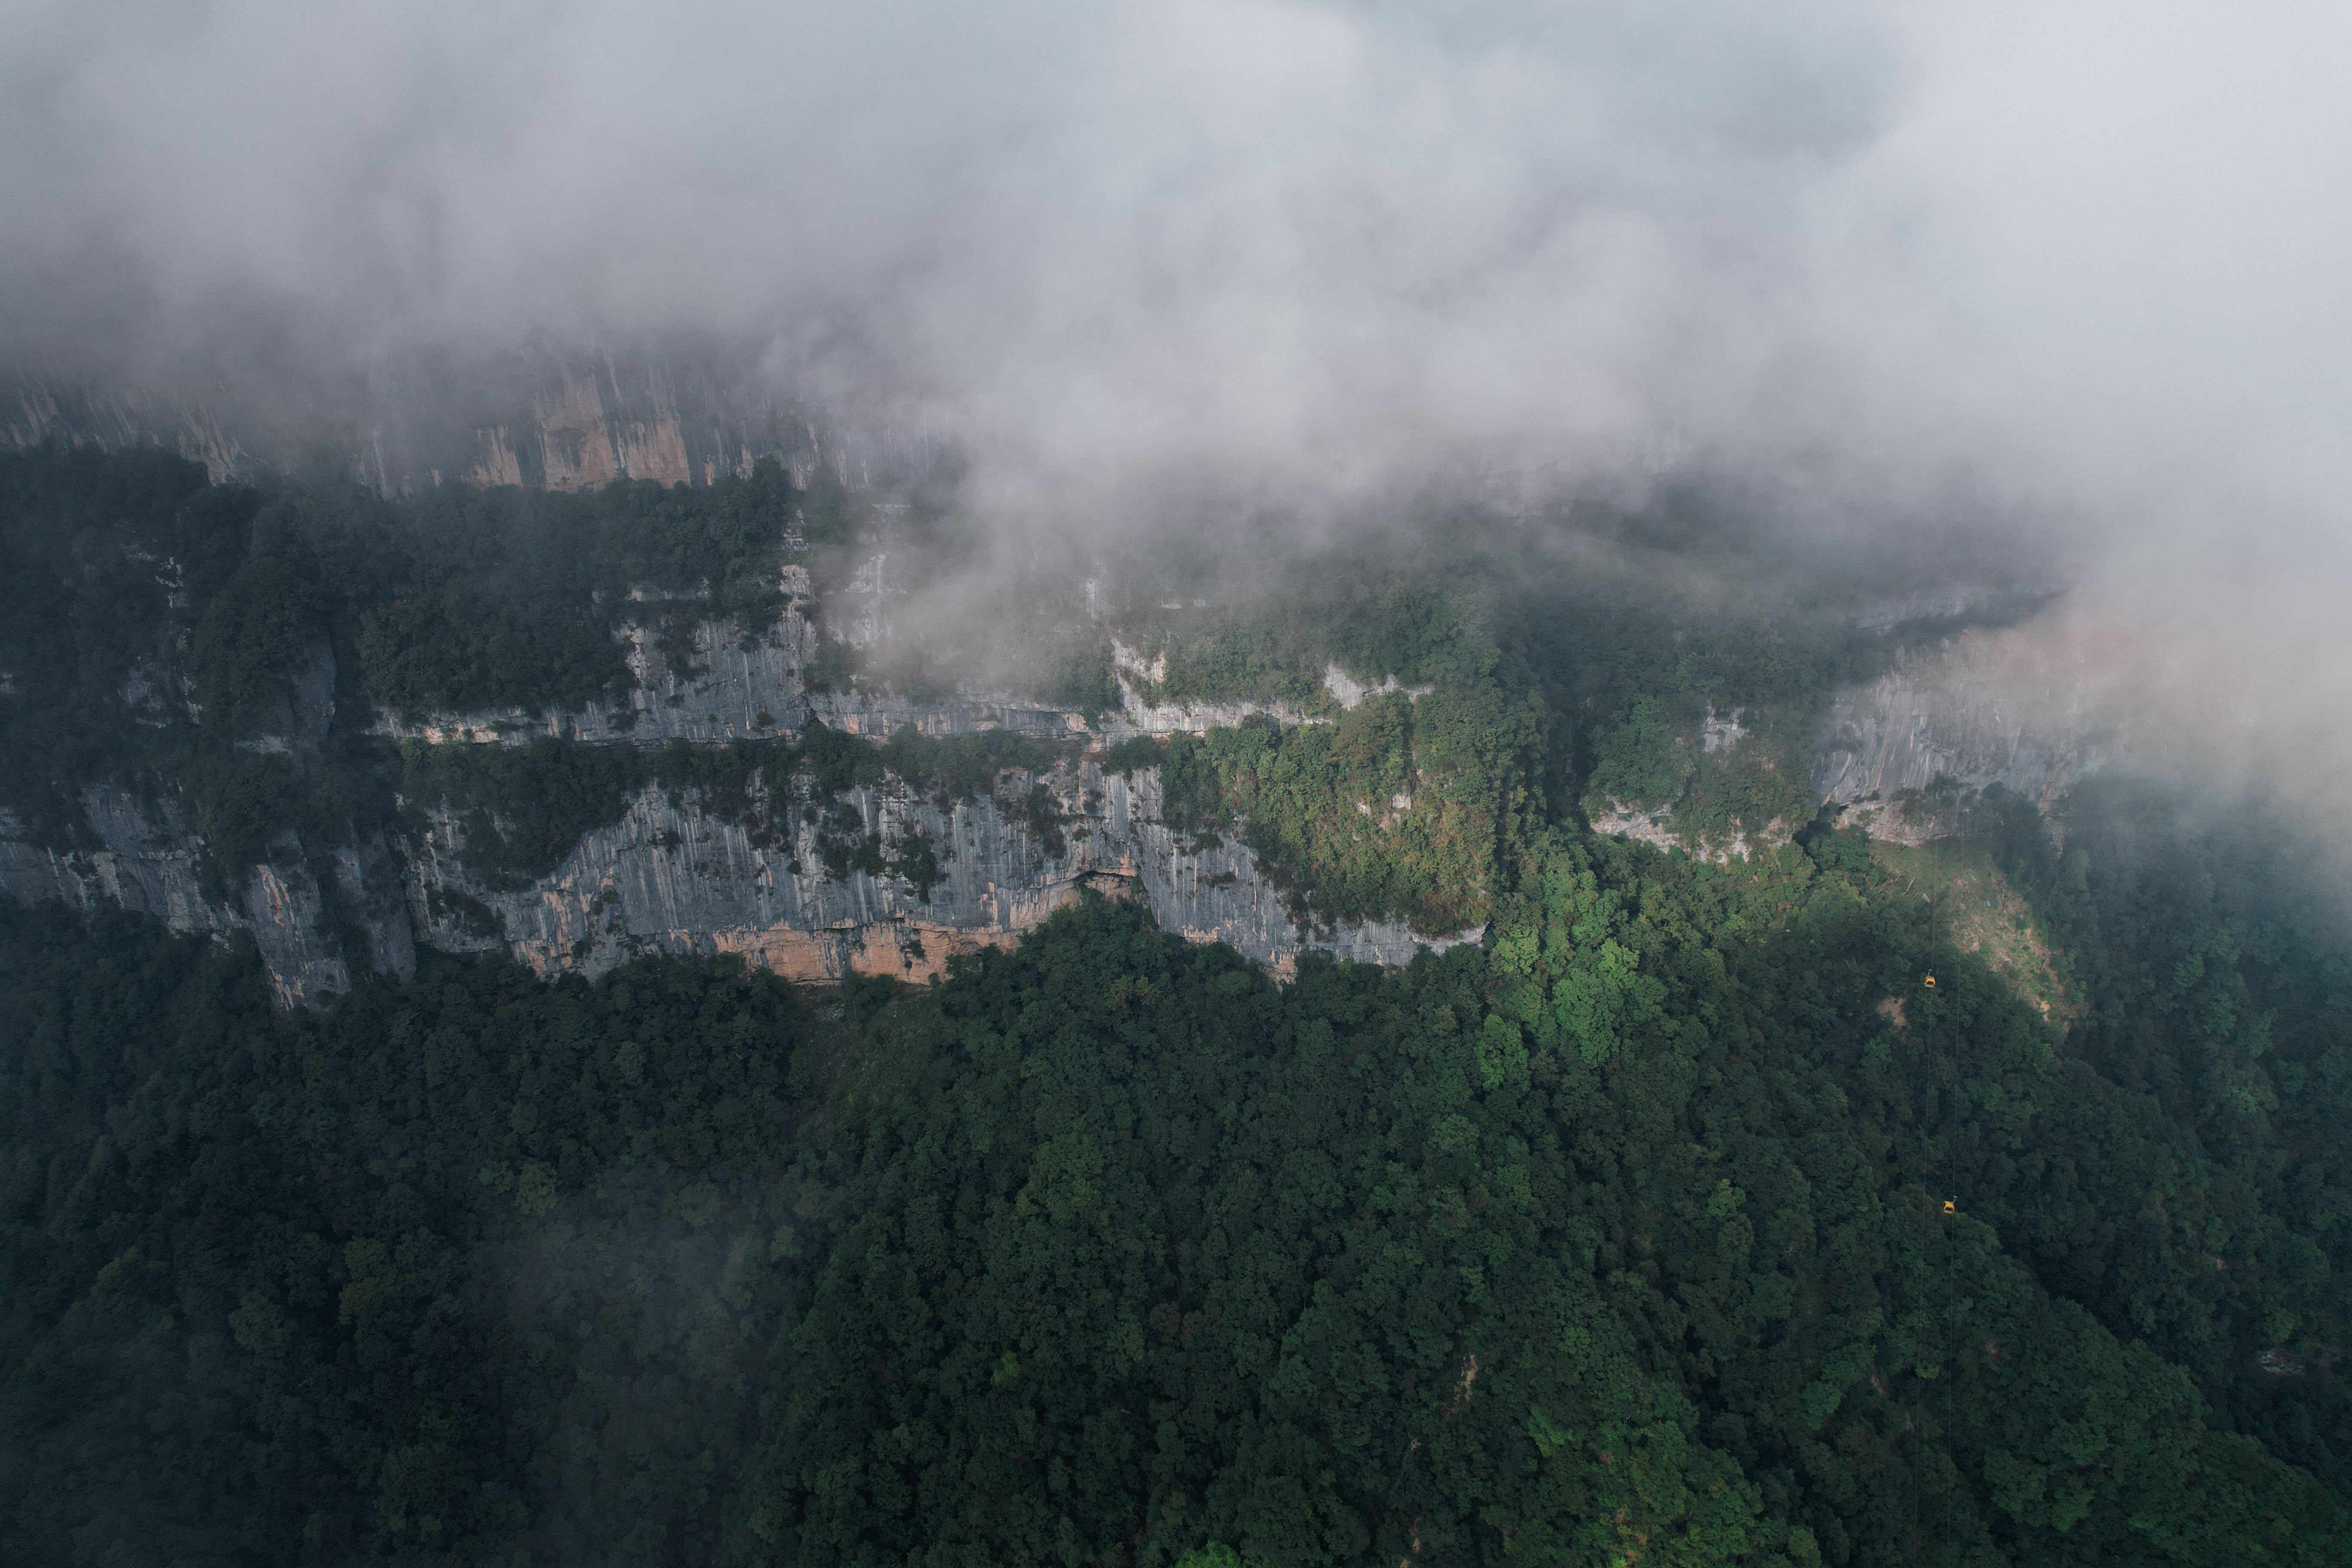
[[6, 1, 2351, 817]]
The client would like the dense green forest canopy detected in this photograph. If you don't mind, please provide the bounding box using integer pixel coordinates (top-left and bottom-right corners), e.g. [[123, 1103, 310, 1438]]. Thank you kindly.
[[7, 784, 2352, 1565]]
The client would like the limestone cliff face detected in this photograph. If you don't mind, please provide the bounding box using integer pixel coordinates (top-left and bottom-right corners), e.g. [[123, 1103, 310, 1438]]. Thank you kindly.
[[375, 600, 1087, 749], [1585, 801, 1793, 864], [1577, 618, 2104, 859], [8, 589, 1472, 1008], [5, 383, 256, 481], [466, 362, 714, 491], [0, 790, 233, 936], [1583, 704, 1797, 863], [0, 788, 403, 1009], [3, 565, 2108, 1008], [1097, 640, 1430, 740], [380, 610, 819, 747], [404, 761, 1468, 986], [1814, 633, 2107, 843], [5, 349, 833, 496]]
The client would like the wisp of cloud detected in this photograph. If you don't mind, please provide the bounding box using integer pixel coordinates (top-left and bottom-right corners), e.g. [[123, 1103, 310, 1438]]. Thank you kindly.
[[7, 0, 2352, 815]]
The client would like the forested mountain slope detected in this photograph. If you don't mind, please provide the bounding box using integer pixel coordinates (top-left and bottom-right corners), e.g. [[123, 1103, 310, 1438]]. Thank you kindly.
[[0, 448, 2074, 1010], [5, 804, 2348, 1565], [0, 447, 1549, 1001], [5, 446, 2342, 1565]]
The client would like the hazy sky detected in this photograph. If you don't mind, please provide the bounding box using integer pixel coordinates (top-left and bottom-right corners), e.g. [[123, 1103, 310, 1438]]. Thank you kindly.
[[7, 2, 2352, 740], [4, 2, 2342, 514]]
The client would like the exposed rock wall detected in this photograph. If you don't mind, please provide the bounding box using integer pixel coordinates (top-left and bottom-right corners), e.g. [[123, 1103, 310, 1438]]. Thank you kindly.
[[5, 383, 257, 481], [242, 856, 354, 1008], [1583, 704, 1795, 864], [4, 349, 835, 496], [1585, 801, 1794, 865], [0, 789, 236, 937], [4, 570, 2112, 1008], [1814, 634, 2107, 843], [404, 761, 1471, 987], [1, 727, 1468, 1010], [466, 362, 704, 491], [380, 585, 1441, 755], [375, 605, 1088, 748], [1581, 634, 2105, 858], [0, 788, 396, 1009], [1094, 638, 1354, 739]]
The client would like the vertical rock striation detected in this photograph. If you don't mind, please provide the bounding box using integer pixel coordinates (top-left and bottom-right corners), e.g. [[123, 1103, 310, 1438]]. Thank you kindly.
[[0, 788, 409, 1008], [3, 576, 2110, 1008], [402, 759, 1475, 988], [1814, 634, 2107, 842]]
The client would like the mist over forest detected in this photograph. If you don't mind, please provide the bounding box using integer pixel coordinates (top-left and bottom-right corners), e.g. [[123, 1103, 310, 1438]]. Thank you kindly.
[[6, 4, 2352, 1566]]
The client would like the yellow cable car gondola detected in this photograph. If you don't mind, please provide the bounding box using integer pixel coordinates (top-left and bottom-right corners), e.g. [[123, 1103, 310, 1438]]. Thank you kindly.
[[1923, 974, 1937, 989], [1943, 1197, 1957, 1215]]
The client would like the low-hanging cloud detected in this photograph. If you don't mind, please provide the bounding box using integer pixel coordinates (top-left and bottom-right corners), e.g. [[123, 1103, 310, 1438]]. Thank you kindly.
[[8, 2, 2344, 513], [8, 1, 2352, 809]]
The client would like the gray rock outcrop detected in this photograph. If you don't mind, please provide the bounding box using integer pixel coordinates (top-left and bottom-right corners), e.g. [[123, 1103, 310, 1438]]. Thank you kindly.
[[5, 593, 2112, 1008], [1814, 632, 2108, 842], [0, 788, 401, 1009], [404, 759, 1470, 986]]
